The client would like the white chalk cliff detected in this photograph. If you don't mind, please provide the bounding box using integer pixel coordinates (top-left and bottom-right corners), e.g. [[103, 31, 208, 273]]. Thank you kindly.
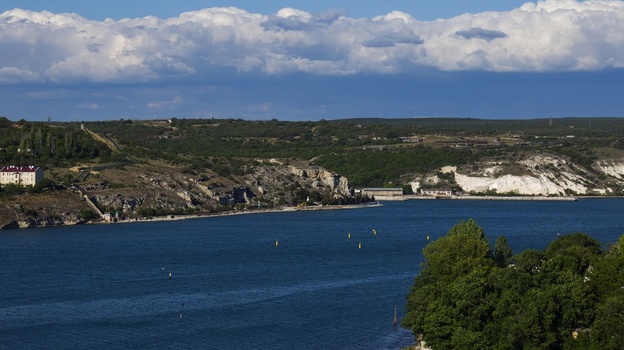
[[428, 155, 624, 196]]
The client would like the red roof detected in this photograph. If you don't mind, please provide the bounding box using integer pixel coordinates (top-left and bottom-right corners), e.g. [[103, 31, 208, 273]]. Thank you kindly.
[[0, 165, 40, 173]]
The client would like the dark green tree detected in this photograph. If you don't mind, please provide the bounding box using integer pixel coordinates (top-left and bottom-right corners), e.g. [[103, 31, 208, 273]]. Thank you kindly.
[[403, 222, 615, 350], [582, 235, 624, 349], [591, 295, 624, 349], [494, 235, 513, 267], [403, 219, 494, 348]]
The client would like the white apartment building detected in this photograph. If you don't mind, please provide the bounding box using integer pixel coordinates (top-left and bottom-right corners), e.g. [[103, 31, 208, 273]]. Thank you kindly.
[[0, 165, 44, 186]]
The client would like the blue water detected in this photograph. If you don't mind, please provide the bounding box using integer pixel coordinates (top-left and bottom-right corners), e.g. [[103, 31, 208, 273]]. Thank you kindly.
[[1, 199, 623, 349]]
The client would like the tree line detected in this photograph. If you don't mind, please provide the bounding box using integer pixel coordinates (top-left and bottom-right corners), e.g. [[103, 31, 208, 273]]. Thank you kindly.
[[3, 116, 624, 190], [402, 219, 624, 349], [0, 117, 114, 168]]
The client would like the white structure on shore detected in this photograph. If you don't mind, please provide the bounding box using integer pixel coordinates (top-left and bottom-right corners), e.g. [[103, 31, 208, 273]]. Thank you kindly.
[[0, 165, 44, 186], [361, 187, 403, 199], [420, 188, 453, 197]]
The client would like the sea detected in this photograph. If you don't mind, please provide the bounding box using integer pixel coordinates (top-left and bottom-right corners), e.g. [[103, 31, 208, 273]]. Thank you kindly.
[[1, 198, 623, 350]]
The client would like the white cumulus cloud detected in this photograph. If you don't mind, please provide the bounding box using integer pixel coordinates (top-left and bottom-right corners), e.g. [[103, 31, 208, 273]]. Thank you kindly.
[[0, 0, 623, 84]]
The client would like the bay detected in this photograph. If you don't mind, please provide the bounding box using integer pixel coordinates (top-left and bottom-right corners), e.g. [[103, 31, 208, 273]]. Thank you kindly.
[[1, 199, 623, 349]]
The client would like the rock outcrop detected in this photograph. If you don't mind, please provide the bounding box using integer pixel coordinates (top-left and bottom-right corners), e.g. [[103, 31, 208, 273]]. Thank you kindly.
[[0, 159, 354, 229], [419, 155, 624, 196], [237, 159, 351, 205], [288, 164, 350, 196], [15, 215, 82, 228], [597, 160, 624, 180]]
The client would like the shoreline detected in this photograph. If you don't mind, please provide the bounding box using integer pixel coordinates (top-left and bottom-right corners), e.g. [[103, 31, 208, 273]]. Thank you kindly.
[[450, 195, 578, 201], [6, 195, 623, 229], [373, 195, 579, 201], [98, 194, 608, 225], [94, 202, 385, 226]]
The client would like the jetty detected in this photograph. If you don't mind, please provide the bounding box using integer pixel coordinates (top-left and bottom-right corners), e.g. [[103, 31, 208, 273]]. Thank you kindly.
[[375, 194, 577, 201]]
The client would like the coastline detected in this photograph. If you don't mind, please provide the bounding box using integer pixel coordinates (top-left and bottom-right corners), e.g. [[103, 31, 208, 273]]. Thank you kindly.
[[119, 194, 586, 225], [7, 195, 622, 229], [93, 201, 385, 226], [373, 195, 579, 201], [449, 195, 578, 201]]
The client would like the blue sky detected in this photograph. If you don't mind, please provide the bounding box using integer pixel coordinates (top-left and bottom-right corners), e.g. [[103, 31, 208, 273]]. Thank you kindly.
[[0, 1, 623, 121], [0, 1, 527, 21]]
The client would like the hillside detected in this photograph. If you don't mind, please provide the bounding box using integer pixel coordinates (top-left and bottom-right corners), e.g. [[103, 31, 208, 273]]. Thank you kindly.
[[1, 116, 624, 228], [0, 158, 356, 228]]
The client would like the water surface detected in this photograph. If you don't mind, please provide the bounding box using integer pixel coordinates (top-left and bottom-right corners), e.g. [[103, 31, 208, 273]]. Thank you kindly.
[[1, 199, 623, 349]]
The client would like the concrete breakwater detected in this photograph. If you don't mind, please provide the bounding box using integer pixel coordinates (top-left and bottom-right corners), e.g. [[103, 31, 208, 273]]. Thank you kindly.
[[376, 195, 577, 201], [450, 195, 577, 201]]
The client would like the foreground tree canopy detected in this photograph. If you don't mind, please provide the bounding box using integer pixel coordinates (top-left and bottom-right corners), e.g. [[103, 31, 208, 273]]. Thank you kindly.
[[402, 219, 624, 350]]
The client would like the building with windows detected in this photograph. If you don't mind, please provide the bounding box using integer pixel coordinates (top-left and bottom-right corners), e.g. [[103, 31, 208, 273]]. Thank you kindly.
[[420, 188, 454, 197], [0, 165, 44, 186], [361, 187, 403, 199]]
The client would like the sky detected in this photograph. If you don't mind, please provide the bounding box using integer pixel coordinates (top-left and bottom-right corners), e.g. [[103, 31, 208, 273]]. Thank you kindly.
[[0, 0, 623, 121]]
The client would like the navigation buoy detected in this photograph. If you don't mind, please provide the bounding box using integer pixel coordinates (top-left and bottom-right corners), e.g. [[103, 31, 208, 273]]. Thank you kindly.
[[373, 229, 377, 235], [348, 232, 351, 239], [358, 242, 362, 249], [394, 305, 397, 329], [168, 272, 172, 280], [275, 240, 279, 247], [426, 235, 430, 241]]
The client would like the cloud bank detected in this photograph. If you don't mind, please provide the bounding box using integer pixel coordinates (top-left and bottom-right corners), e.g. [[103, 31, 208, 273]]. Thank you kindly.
[[0, 0, 623, 85]]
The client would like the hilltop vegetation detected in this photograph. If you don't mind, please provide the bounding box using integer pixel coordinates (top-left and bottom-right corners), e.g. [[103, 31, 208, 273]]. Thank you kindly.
[[0, 117, 121, 166], [3, 116, 624, 190], [83, 117, 624, 188], [2, 116, 624, 226]]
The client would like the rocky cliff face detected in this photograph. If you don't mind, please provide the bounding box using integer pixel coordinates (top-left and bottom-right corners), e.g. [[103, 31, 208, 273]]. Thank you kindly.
[[4, 152, 624, 229], [597, 160, 624, 181], [0, 192, 91, 229], [287, 164, 350, 196], [230, 159, 351, 204], [0, 159, 353, 229], [419, 154, 624, 196], [87, 160, 351, 214]]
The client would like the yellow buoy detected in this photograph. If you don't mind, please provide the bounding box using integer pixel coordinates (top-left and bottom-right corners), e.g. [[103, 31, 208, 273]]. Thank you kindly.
[[348, 232, 351, 239], [373, 229, 377, 235], [358, 242, 362, 249], [275, 240, 279, 246]]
